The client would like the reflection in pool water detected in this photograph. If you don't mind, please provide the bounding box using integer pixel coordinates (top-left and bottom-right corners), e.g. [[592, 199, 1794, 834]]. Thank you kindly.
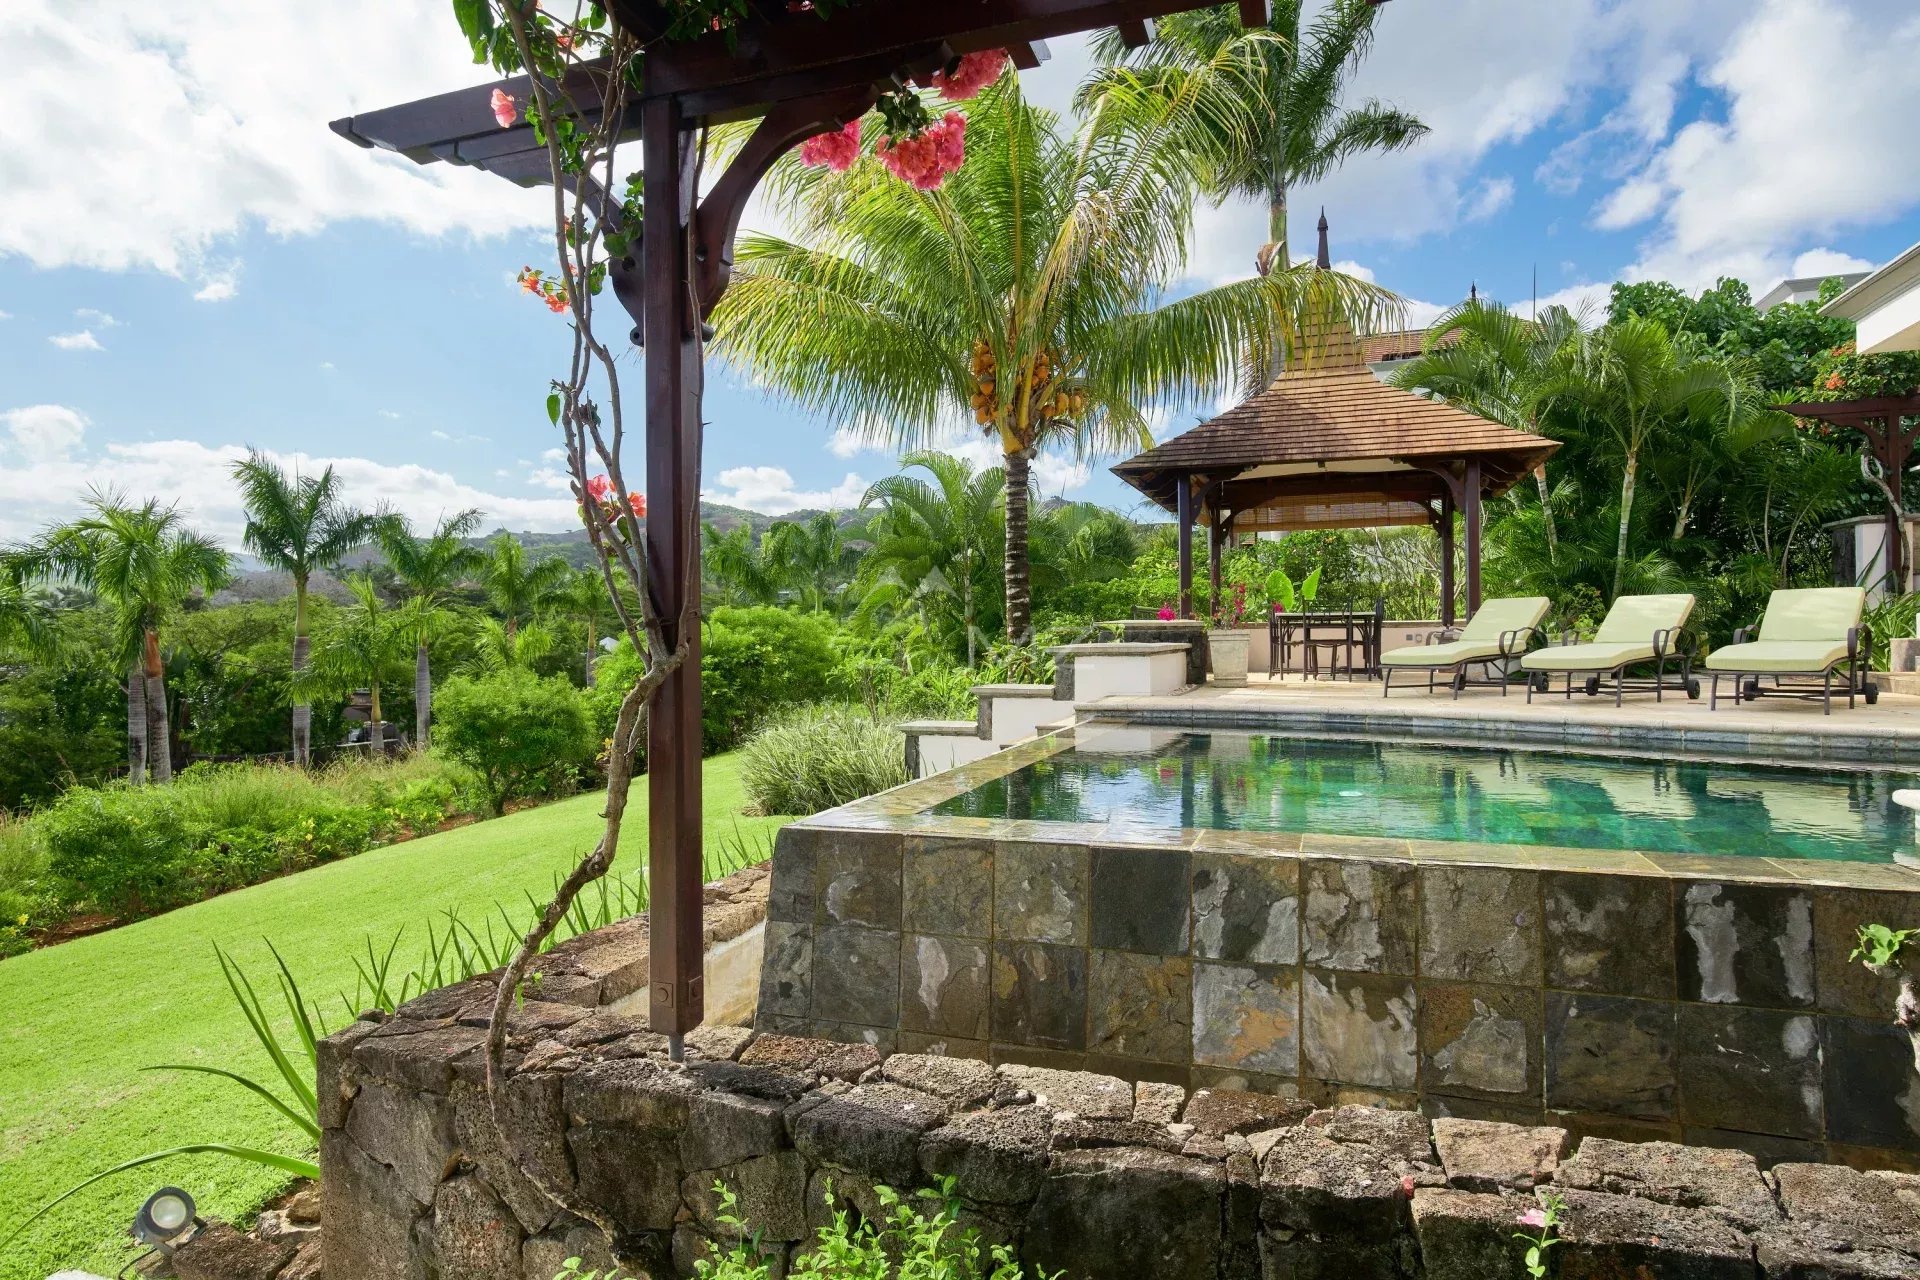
[[931, 728, 1909, 864]]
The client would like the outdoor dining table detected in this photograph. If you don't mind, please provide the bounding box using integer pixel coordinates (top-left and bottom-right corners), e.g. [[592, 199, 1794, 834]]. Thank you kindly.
[[1269, 607, 1383, 680]]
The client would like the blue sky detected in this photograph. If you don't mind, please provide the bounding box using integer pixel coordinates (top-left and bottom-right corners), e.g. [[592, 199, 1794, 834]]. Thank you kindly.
[[5, 0, 1920, 545]]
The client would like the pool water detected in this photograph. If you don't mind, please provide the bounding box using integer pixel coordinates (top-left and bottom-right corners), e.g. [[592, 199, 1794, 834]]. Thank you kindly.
[[931, 729, 1911, 863]]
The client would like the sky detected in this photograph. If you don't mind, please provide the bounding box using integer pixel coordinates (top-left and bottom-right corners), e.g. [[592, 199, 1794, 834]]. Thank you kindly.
[[5, 0, 1920, 546]]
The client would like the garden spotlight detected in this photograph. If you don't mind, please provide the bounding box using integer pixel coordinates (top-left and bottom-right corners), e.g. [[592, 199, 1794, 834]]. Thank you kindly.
[[131, 1186, 198, 1252]]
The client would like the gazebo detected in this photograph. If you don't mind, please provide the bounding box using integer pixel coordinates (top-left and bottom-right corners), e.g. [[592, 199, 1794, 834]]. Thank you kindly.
[[1113, 223, 1559, 626]]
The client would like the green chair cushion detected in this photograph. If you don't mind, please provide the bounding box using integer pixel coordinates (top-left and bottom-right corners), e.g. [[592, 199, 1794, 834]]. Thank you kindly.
[[1593, 593, 1695, 643], [1522, 641, 1656, 672], [1756, 587, 1865, 642], [1381, 639, 1507, 668], [1704, 640, 1850, 673], [1456, 596, 1552, 643]]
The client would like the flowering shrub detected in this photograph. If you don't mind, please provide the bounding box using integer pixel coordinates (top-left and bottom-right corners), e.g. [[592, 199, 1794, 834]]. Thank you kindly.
[[929, 49, 1010, 100], [798, 119, 862, 171], [796, 49, 1008, 189], [518, 265, 571, 313], [1808, 340, 1920, 400], [875, 112, 967, 189]]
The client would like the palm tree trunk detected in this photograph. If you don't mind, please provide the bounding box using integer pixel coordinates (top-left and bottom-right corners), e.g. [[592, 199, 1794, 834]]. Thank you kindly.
[[584, 616, 597, 686], [1004, 447, 1034, 645], [291, 578, 311, 767], [369, 683, 385, 757], [1612, 452, 1638, 601], [126, 658, 148, 785], [143, 629, 173, 784], [415, 642, 432, 749], [1533, 464, 1558, 561], [1258, 182, 1291, 386]]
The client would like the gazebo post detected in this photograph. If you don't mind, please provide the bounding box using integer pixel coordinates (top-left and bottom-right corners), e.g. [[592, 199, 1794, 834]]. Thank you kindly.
[[1464, 458, 1483, 615], [1438, 487, 1456, 628], [1177, 477, 1195, 619], [641, 98, 706, 1040], [1207, 496, 1224, 613]]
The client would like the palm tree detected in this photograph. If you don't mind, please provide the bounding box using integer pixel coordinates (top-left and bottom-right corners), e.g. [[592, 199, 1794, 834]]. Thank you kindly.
[[232, 455, 379, 766], [1542, 317, 1750, 600], [295, 575, 412, 757], [479, 533, 570, 639], [542, 566, 620, 684], [1389, 300, 1584, 559], [460, 616, 559, 676], [765, 512, 853, 613], [21, 496, 229, 783], [0, 560, 58, 663], [714, 74, 1391, 643], [1028, 501, 1142, 594], [1089, 0, 1427, 277], [855, 451, 1005, 665], [376, 510, 486, 747], [703, 524, 782, 606]]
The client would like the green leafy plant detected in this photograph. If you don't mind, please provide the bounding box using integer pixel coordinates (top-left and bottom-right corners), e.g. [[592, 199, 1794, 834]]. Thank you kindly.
[[434, 666, 595, 815], [740, 703, 908, 817], [1851, 923, 1918, 969], [1513, 1190, 1566, 1278], [1263, 566, 1321, 612], [0, 945, 321, 1255]]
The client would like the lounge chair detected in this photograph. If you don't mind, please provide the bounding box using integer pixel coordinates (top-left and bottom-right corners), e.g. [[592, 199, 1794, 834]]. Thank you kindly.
[[1521, 593, 1698, 706], [1704, 586, 1877, 714], [1380, 596, 1550, 698]]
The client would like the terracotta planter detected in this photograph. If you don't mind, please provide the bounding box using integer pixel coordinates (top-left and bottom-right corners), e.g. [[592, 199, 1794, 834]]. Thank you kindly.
[[1208, 629, 1251, 687]]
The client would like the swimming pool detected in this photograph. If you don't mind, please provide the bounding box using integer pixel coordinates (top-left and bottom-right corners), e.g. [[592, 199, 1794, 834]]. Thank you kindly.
[[930, 728, 1910, 863]]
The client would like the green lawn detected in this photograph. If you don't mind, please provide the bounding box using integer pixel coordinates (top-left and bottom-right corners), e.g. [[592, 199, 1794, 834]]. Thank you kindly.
[[0, 754, 786, 1280]]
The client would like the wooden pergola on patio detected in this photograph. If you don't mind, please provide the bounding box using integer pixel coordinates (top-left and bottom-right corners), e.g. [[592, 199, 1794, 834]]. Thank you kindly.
[[1113, 227, 1559, 627], [331, 0, 1282, 1044]]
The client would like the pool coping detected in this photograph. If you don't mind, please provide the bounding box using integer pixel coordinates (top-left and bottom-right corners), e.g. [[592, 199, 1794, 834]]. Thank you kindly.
[[797, 725, 1920, 892]]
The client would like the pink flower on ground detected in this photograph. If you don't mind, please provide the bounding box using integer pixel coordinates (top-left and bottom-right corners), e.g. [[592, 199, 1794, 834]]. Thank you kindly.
[[586, 475, 613, 503], [1519, 1208, 1549, 1229], [798, 119, 862, 171], [490, 88, 518, 129], [929, 50, 1009, 100]]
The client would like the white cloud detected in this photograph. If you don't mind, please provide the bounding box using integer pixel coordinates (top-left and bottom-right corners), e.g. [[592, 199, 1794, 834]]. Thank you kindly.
[[0, 310, 11, 320], [0, 423, 577, 545], [74, 308, 118, 327], [318, 361, 335, 372], [1789, 248, 1876, 279], [0, 3, 546, 281], [827, 425, 867, 458], [1464, 176, 1516, 223], [704, 466, 868, 514], [49, 330, 104, 351], [378, 409, 402, 420], [1, 404, 88, 463], [1602, 0, 1920, 290], [193, 267, 239, 302]]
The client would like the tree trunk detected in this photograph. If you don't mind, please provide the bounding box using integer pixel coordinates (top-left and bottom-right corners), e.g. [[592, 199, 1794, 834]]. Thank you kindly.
[[144, 629, 173, 784], [1533, 464, 1558, 561], [1257, 182, 1291, 386], [584, 617, 597, 686], [415, 642, 432, 749], [1612, 452, 1638, 601], [1003, 446, 1033, 645], [291, 578, 312, 767], [369, 682, 385, 757], [126, 658, 148, 785]]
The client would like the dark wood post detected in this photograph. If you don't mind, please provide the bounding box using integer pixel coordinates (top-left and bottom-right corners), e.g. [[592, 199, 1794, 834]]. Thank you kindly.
[[642, 97, 705, 1042], [1464, 458, 1483, 616], [1177, 477, 1194, 619], [1438, 487, 1456, 628], [1207, 501, 1224, 614]]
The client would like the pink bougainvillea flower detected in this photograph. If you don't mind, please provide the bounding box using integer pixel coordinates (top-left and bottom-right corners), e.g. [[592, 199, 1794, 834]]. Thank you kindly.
[[1519, 1208, 1549, 1229], [929, 49, 1009, 101], [798, 119, 862, 172], [518, 267, 544, 295], [554, 30, 575, 52], [490, 88, 518, 129], [876, 113, 966, 189], [1157, 605, 1176, 621], [627, 492, 647, 519], [586, 474, 613, 503], [545, 293, 569, 314]]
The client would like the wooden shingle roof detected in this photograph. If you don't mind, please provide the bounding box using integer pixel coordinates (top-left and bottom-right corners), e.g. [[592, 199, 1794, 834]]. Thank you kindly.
[[1113, 324, 1558, 527]]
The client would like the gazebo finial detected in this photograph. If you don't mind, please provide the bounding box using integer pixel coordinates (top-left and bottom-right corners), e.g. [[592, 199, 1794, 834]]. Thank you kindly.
[[1470, 280, 1478, 302], [1316, 208, 1331, 270]]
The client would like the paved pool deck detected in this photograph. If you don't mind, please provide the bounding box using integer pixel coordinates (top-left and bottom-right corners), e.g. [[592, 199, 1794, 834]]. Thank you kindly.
[[1077, 673, 1920, 764]]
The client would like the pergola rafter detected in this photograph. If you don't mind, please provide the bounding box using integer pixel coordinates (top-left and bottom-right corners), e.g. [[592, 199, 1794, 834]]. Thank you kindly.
[[334, 0, 1265, 1040]]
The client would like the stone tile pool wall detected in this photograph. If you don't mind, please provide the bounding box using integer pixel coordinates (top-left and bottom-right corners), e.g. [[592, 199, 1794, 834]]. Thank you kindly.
[[755, 736, 1920, 1170]]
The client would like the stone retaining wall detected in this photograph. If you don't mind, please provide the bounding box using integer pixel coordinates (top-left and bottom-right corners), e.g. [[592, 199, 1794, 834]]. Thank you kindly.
[[316, 1015, 1920, 1280], [756, 823, 1920, 1166]]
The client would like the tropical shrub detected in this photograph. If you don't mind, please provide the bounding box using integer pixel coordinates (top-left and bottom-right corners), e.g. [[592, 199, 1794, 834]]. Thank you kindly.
[[740, 704, 907, 817], [0, 813, 51, 958], [434, 668, 595, 816], [39, 783, 201, 918], [701, 606, 841, 751]]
